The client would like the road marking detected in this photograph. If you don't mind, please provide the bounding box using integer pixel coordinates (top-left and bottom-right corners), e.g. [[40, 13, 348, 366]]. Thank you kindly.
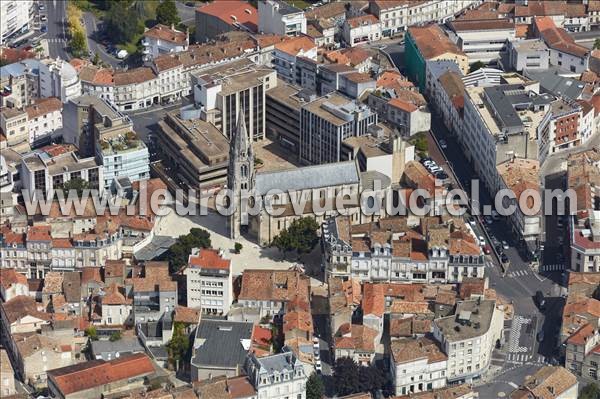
[[508, 382, 519, 389]]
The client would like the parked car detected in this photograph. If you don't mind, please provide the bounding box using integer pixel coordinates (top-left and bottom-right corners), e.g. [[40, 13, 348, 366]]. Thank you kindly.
[[500, 253, 509, 265], [439, 139, 447, 149], [40, 25, 47, 33], [478, 235, 485, 245], [491, 210, 500, 220], [535, 290, 546, 310], [429, 167, 443, 174], [420, 157, 432, 164], [40, 14, 47, 22], [484, 216, 493, 225], [39, 4, 46, 10], [467, 216, 476, 226], [483, 244, 492, 255], [435, 171, 449, 180], [315, 360, 322, 374], [536, 330, 545, 342], [502, 240, 509, 250]]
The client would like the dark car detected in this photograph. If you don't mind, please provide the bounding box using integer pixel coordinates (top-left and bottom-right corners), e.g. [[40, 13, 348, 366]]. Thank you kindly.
[[536, 330, 545, 342], [500, 253, 509, 264], [535, 290, 546, 310], [40, 25, 47, 33], [435, 171, 449, 180]]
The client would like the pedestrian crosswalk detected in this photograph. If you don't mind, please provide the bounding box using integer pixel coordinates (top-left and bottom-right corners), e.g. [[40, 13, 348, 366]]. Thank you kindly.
[[503, 353, 548, 364], [507, 316, 530, 353], [507, 269, 530, 278], [539, 264, 566, 272], [47, 38, 66, 43]]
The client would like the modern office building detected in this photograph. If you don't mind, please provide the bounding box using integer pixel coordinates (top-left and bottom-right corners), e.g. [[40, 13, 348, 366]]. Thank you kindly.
[[184, 248, 232, 316], [0, 1, 33, 46], [193, 59, 276, 141], [299, 93, 377, 165]]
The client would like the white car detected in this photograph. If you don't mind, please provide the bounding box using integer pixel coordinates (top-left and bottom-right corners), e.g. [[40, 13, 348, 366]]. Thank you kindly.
[[40, 14, 47, 22], [315, 360, 322, 373], [502, 241, 509, 250], [428, 166, 443, 173], [478, 235, 485, 245]]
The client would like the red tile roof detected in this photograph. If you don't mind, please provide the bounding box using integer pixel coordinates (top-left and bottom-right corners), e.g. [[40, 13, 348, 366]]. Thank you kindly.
[[408, 24, 465, 59], [144, 24, 187, 44], [362, 283, 385, 317], [197, 1, 258, 32], [388, 97, 418, 113], [275, 36, 315, 56], [534, 17, 589, 58], [188, 248, 231, 271], [26, 225, 51, 241], [346, 15, 379, 29], [566, 323, 596, 345], [0, 268, 27, 290], [47, 353, 155, 396]]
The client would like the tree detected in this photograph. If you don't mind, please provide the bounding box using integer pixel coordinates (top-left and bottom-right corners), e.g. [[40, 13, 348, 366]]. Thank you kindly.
[[84, 326, 98, 341], [333, 357, 360, 396], [234, 242, 243, 254], [167, 228, 211, 271], [358, 365, 386, 394], [60, 177, 90, 196], [92, 52, 101, 65], [156, 0, 180, 26], [105, 1, 141, 43], [167, 322, 189, 370], [469, 60, 486, 73], [109, 331, 122, 341], [306, 372, 324, 399], [594, 38, 600, 50], [69, 29, 88, 57], [271, 217, 319, 256], [581, 383, 600, 399]]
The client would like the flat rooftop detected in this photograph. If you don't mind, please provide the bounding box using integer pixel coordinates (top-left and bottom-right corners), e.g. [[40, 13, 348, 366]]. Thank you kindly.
[[434, 299, 497, 342], [302, 93, 369, 126], [195, 59, 273, 96], [160, 110, 229, 168], [266, 78, 306, 109]]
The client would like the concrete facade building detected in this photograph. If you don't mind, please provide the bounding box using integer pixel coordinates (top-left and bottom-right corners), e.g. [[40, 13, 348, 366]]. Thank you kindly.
[[0, 1, 33, 46], [390, 337, 448, 396], [433, 299, 504, 383], [342, 15, 382, 47], [258, 0, 306, 36], [448, 19, 516, 64], [508, 39, 550, 72], [25, 97, 63, 146], [299, 93, 377, 165], [184, 248, 232, 316]]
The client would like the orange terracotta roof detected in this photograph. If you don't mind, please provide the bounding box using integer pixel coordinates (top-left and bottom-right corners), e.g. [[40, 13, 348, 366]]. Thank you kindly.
[[0, 268, 27, 290], [391, 336, 447, 364], [197, 1, 258, 32], [102, 283, 131, 306], [334, 324, 378, 352], [346, 14, 379, 29], [275, 36, 315, 56], [1, 226, 25, 245], [113, 67, 156, 86], [388, 97, 418, 113], [153, 54, 183, 72], [27, 225, 51, 241], [408, 24, 465, 59], [283, 310, 313, 334], [52, 238, 73, 248], [566, 323, 596, 345], [47, 353, 155, 395], [144, 24, 187, 44], [78, 65, 114, 85], [0, 47, 35, 64], [534, 16, 589, 58], [362, 283, 385, 317], [188, 248, 231, 271], [69, 58, 90, 72]]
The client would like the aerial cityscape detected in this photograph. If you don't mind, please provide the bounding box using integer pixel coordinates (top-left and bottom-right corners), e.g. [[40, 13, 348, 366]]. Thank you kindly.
[[0, 0, 599, 398]]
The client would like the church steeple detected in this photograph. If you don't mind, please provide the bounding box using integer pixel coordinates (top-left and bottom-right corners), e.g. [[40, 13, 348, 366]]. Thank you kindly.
[[227, 107, 255, 240]]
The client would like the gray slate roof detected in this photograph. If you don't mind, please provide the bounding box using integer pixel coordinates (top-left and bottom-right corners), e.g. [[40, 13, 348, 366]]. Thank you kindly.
[[191, 320, 253, 369], [90, 337, 144, 360], [255, 160, 360, 196], [250, 350, 299, 375], [524, 68, 585, 101]]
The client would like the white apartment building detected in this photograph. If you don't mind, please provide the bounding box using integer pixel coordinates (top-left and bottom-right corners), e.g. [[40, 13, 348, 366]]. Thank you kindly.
[[142, 24, 189, 60], [386, 98, 431, 137], [534, 17, 590, 74], [50, 239, 76, 272], [0, 1, 33, 45], [20, 146, 103, 198], [369, 0, 478, 37], [184, 248, 232, 316], [273, 36, 317, 84], [0, 154, 18, 222], [448, 19, 516, 64], [38, 58, 82, 103], [461, 83, 552, 191], [390, 337, 448, 396], [245, 350, 307, 399], [433, 299, 504, 383], [342, 15, 381, 47], [0, 108, 28, 146], [25, 97, 63, 145], [96, 133, 150, 190], [508, 39, 550, 72], [258, 0, 306, 36]]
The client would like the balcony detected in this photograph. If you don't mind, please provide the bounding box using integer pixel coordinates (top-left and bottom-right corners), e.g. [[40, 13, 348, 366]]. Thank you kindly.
[[141, 39, 150, 47]]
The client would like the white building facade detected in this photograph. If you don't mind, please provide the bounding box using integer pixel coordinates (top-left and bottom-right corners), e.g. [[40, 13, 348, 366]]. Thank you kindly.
[[184, 248, 232, 316], [258, 0, 306, 36], [0, 1, 33, 45]]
